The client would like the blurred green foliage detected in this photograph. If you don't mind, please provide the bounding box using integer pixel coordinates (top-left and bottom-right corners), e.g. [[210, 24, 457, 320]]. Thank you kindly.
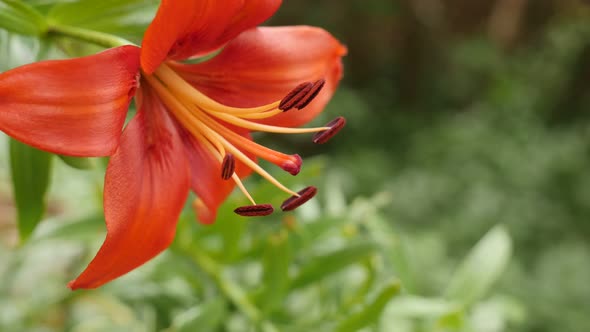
[[1, 0, 590, 331]]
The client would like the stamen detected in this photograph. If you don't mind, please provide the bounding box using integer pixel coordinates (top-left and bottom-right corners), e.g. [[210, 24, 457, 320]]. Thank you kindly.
[[221, 153, 235, 180], [206, 111, 331, 134], [220, 138, 299, 197], [148, 68, 337, 217], [187, 107, 306, 173], [281, 186, 318, 211], [231, 173, 257, 205], [295, 79, 326, 110], [145, 73, 300, 198], [191, 129, 256, 206], [232, 108, 283, 120], [279, 82, 313, 111], [234, 204, 274, 217], [180, 122, 257, 206], [313, 117, 346, 144], [158, 64, 280, 114]]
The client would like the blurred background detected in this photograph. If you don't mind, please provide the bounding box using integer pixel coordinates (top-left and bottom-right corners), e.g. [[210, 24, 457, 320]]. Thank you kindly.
[[1, 0, 590, 331]]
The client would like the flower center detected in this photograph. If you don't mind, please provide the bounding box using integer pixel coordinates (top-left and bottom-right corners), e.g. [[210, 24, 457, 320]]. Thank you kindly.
[[143, 63, 344, 217]]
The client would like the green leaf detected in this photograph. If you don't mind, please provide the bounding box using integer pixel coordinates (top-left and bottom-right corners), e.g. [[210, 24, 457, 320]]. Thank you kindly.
[[365, 213, 416, 291], [192, 199, 249, 262], [58, 155, 96, 169], [445, 225, 512, 305], [291, 241, 377, 289], [167, 299, 226, 332], [0, 30, 36, 70], [289, 216, 344, 252], [217, 207, 248, 262], [35, 214, 104, 242], [344, 258, 377, 309], [334, 280, 401, 332], [387, 296, 460, 318], [258, 231, 292, 314], [47, 0, 157, 40], [437, 310, 465, 330], [0, 30, 66, 70], [23, 0, 60, 6], [0, 0, 46, 35], [9, 138, 53, 242]]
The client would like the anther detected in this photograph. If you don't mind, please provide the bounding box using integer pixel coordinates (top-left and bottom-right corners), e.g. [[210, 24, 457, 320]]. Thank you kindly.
[[221, 153, 235, 180], [312, 117, 346, 144], [279, 82, 313, 111], [281, 154, 302, 175], [281, 186, 318, 211], [295, 79, 326, 110], [234, 204, 274, 217]]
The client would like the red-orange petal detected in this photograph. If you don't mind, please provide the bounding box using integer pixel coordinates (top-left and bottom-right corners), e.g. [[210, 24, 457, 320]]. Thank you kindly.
[[182, 129, 255, 225], [141, 0, 282, 74], [0, 46, 140, 157], [68, 85, 190, 290], [170, 26, 347, 128]]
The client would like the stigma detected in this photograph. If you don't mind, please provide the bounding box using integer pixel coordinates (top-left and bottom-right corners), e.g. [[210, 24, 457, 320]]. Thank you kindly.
[[144, 63, 344, 218]]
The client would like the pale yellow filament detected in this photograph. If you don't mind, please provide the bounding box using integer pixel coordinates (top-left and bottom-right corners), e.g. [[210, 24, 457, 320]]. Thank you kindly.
[[155, 64, 281, 115], [206, 111, 330, 133], [145, 73, 300, 199]]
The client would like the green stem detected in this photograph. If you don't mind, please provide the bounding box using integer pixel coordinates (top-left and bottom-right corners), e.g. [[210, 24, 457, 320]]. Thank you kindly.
[[1, 0, 47, 33], [174, 244, 279, 332], [46, 24, 134, 48]]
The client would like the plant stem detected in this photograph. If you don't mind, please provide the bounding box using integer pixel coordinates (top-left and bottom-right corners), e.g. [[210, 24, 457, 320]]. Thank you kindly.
[[46, 24, 134, 48], [173, 244, 279, 332]]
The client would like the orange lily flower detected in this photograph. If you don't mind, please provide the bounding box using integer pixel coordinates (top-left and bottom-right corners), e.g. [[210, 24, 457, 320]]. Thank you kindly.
[[0, 0, 346, 289]]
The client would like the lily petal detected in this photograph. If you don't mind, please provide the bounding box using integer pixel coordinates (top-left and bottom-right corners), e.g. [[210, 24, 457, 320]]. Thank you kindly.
[[171, 26, 347, 127], [182, 129, 254, 224], [68, 85, 190, 289], [141, 0, 281, 73], [0, 46, 140, 157]]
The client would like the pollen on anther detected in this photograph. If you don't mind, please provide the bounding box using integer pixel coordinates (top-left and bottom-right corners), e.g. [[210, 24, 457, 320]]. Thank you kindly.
[[313, 117, 346, 144], [221, 153, 235, 180], [281, 186, 318, 211], [279, 82, 313, 111], [234, 204, 274, 217], [295, 79, 326, 110]]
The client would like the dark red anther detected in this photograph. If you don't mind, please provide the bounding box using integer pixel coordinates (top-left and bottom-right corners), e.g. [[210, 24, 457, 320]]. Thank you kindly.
[[279, 82, 312, 111], [295, 79, 325, 110], [234, 204, 274, 217], [281, 186, 318, 211], [221, 153, 235, 180], [313, 117, 346, 144]]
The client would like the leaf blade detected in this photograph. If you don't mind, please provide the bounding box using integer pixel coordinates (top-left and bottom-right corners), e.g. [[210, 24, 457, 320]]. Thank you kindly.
[[47, 0, 157, 40], [258, 231, 292, 314], [9, 138, 53, 242], [0, 0, 46, 35], [445, 225, 513, 305], [291, 241, 377, 289], [335, 280, 401, 332]]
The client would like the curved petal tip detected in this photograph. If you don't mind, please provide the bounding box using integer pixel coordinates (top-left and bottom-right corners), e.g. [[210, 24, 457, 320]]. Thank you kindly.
[[0, 45, 141, 157], [68, 86, 190, 290], [141, 0, 282, 73], [171, 26, 347, 127]]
